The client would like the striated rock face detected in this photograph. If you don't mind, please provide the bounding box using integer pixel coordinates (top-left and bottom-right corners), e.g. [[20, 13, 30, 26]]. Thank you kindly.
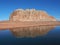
[[9, 9, 56, 38], [9, 9, 56, 22]]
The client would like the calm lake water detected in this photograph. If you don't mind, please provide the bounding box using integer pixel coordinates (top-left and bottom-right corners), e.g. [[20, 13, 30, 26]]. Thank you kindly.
[[0, 26, 60, 45]]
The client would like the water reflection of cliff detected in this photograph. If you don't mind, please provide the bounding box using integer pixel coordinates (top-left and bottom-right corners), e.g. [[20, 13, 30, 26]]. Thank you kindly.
[[10, 26, 56, 38]]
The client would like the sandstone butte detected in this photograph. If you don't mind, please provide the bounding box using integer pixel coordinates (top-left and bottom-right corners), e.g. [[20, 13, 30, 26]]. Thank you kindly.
[[9, 9, 56, 21], [0, 9, 60, 30]]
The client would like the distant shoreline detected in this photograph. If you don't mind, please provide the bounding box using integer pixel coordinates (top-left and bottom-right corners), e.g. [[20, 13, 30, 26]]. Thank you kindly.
[[0, 21, 60, 30]]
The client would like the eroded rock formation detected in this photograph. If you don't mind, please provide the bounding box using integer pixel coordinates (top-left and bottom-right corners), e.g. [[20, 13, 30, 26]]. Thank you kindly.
[[9, 9, 56, 21], [9, 9, 56, 38]]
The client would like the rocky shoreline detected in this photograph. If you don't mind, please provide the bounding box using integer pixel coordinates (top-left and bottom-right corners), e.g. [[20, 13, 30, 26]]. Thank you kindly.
[[0, 9, 59, 30], [0, 21, 60, 30]]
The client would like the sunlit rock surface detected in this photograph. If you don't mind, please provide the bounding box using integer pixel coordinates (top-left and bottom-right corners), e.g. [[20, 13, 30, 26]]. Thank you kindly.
[[9, 9, 56, 38], [9, 9, 56, 21], [10, 26, 56, 38]]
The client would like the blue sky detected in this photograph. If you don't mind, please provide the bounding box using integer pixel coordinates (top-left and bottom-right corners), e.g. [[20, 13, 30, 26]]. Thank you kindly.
[[0, 0, 60, 21]]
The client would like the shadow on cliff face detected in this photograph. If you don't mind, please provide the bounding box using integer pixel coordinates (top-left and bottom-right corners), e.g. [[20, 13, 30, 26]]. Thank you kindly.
[[10, 26, 56, 38]]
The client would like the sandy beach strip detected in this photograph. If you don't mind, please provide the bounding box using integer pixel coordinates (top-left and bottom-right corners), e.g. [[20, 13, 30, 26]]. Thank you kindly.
[[0, 21, 60, 30]]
